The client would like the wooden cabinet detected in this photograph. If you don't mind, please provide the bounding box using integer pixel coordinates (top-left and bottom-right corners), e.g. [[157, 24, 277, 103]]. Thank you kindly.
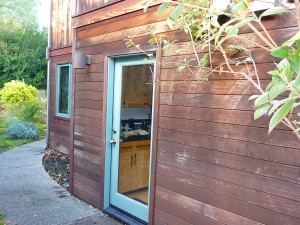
[[118, 140, 150, 193]]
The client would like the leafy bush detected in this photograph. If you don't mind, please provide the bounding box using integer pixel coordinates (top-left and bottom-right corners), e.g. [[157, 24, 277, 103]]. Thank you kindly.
[[2, 116, 21, 127], [6, 122, 39, 139], [0, 80, 38, 109], [0, 80, 43, 122]]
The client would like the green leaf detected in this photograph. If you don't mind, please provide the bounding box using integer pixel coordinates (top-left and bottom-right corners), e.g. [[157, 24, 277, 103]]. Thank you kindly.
[[269, 99, 295, 133], [267, 70, 280, 77], [231, 17, 253, 30], [268, 80, 287, 100], [211, 16, 220, 28], [289, 55, 300, 74], [255, 92, 269, 108], [157, 2, 169, 16], [200, 53, 209, 67], [276, 49, 292, 61], [215, 18, 238, 46], [271, 46, 290, 58], [232, 0, 248, 15], [268, 98, 289, 116], [169, 3, 184, 22], [259, 6, 287, 19], [254, 104, 270, 120], [296, 40, 300, 49]]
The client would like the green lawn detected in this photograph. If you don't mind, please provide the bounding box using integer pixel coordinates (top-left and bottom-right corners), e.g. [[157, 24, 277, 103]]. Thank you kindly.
[[0, 113, 34, 154], [0, 214, 4, 225]]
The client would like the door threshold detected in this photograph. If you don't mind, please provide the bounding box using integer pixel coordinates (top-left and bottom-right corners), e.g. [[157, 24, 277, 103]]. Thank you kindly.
[[103, 206, 147, 225]]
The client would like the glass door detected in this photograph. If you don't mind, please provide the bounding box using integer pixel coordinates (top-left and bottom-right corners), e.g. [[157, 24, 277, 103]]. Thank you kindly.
[[109, 55, 155, 222]]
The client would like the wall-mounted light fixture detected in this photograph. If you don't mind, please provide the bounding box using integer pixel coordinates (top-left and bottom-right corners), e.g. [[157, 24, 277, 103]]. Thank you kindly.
[[74, 51, 91, 69]]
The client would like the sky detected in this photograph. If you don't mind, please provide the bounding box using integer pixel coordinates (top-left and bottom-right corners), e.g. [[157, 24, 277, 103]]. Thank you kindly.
[[37, 0, 50, 28]]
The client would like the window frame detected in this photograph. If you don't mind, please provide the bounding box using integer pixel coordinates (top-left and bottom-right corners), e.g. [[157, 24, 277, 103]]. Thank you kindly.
[[55, 63, 72, 118]]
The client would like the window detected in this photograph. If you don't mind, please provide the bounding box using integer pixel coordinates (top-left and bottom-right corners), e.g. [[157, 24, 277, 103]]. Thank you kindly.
[[56, 63, 72, 118]]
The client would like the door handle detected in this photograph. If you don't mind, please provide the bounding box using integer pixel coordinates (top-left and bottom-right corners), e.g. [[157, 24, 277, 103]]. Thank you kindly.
[[110, 139, 117, 144], [134, 153, 136, 165], [110, 139, 123, 144]]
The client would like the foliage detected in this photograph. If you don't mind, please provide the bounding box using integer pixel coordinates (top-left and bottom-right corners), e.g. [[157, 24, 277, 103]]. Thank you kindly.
[[6, 121, 39, 139], [0, 80, 43, 122], [135, 0, 300, 140], [0, 114, 32, 154], [0, 26, 48, 89], [0, 0, 47, 89], [0, 213, 4, 225]]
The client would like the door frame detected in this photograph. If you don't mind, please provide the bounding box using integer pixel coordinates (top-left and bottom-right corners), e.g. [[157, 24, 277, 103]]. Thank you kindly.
[[102, 46, 161, 224]]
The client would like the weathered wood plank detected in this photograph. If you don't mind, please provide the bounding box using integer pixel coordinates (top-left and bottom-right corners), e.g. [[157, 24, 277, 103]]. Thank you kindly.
[[74, 124, 102, 137], [72, 0, 160, 27], [160, 80, 269, 95], [75, 72, 104, 82], [160, 93, 254, 110], [157, 151, 300, 200], [75, 108, 103, 119], [75, 91, 103, 101], [154, 209, 192, 225], [73, 182, 101, 208], [75, 99, 103, 110], [157, 163, 300, 219], [73, 162, 101, 183], [75, 116, 102, 128], [156, 187, 263, 225], [77, 21, 168, 47], [74, 140, 101, 156], [159, 64, 275, 81], [159, 105, 288, 130], [73, 172, 101, 193], [156, 175, 300, 224], [74, 132, 102, 147], [158, 140, 300, 184], [159, 117, 299, 149], [77, 8, 168, 40], [155, 198, 223, 225], [75, 82, 103, 91], [158, 128, 300, 167]]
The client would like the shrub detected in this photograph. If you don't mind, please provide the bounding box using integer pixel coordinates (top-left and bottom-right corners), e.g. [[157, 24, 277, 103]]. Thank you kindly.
[[6, 122, 39, 139], [0, 80, 38, 109], [0, 80, 43, 122]]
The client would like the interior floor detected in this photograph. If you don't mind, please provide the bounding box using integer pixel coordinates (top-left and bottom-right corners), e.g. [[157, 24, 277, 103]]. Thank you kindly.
[[125, 189, 148, 205]]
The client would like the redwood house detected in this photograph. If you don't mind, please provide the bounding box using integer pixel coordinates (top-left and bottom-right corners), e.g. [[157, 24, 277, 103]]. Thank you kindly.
[[47, 1, 300, 224]]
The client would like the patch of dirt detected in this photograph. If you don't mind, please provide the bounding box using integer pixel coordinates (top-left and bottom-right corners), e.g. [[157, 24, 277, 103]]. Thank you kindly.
[[42, 148, 70, 188]]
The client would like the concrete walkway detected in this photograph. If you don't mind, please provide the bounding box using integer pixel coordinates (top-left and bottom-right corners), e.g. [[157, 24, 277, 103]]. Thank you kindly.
[[0, 139, 120, 225]]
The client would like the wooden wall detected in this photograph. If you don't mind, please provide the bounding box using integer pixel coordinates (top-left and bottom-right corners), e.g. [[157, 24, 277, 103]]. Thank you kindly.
[[49, 54, 72, 155], [74, 0, 121, 15], [50, 1, 300, 224], [154, 12, 300, 225], [51, 0, 73, 49]]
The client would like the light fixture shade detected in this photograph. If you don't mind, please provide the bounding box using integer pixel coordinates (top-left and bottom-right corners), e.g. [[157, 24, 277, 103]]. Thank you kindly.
[[74, 51, 86, 69]]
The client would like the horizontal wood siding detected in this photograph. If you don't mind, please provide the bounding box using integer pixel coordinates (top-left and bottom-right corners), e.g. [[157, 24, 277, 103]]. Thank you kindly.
[[49, 54, 72, 155], [51, 0, 73, 49], [154, 11, 300, 225], [50, 0, 300, 224], [74, 0, 122, 15], [71, 4, 168, 209]]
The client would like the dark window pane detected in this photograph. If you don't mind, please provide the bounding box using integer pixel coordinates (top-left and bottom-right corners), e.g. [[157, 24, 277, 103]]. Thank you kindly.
[[58, 66, 70, 115]]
